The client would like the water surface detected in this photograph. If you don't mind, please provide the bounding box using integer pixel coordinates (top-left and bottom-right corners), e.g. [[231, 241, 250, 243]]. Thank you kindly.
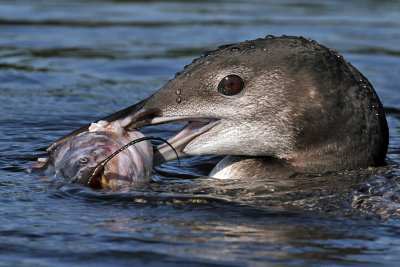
[[1, 0, 400, 266]]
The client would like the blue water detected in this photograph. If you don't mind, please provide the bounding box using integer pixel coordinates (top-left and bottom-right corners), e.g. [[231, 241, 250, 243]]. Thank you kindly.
[[1, 0, 400, 265]]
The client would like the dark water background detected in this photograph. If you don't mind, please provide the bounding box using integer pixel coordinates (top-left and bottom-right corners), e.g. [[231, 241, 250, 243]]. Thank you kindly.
[[1, 0, 400, 266]]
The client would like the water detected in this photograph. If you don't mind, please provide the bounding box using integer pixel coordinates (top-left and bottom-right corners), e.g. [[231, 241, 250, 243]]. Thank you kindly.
[[1, 0, 400, 265]]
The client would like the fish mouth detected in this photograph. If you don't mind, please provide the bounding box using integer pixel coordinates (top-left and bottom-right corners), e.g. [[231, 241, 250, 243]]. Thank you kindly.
[[96, 172, 132, 189], [77, 169, 131, 189]]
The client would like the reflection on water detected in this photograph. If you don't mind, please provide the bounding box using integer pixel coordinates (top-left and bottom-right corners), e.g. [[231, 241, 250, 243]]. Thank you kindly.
[[0, 0, 400, 265]]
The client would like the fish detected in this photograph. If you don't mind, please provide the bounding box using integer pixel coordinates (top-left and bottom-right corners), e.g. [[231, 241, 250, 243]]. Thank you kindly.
[[29, 120, 154, 189]]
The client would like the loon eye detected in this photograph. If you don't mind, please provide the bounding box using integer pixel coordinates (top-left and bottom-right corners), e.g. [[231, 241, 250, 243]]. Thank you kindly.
[[78, 157, 89, 164], [217, 74, 244, 96]]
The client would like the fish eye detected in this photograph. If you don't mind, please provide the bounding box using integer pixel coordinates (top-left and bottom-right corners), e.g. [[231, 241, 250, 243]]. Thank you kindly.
[[217, 74, 244, 96], [78, 157, 89, 164]]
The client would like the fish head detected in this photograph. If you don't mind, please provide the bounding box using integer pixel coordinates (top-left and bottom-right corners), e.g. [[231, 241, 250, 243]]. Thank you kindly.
[[31, 121, 153, 189]]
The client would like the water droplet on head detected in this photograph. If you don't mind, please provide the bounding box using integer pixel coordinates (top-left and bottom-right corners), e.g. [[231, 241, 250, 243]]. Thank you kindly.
[[201, 51, 211, 58], [176, 96, 182, 103]]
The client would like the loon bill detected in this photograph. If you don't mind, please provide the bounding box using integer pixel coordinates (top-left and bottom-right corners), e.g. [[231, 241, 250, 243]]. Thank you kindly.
[[48, 36, 389, 179]]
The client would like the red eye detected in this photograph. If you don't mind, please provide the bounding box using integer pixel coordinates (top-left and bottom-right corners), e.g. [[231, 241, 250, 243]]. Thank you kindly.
[[218, 74, 244, 96]]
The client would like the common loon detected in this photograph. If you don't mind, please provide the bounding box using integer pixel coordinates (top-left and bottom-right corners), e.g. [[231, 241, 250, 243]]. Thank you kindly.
[[48, 36, 389, 179]]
